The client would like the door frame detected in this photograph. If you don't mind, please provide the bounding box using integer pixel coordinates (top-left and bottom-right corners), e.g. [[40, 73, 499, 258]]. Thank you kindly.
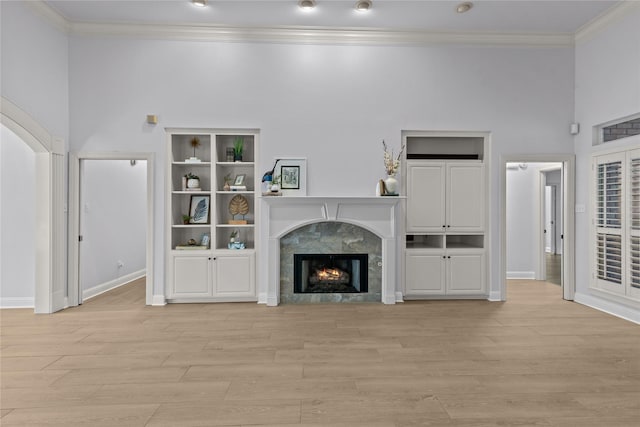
[[68, 152, 155, 306], [540, 166, 562, 280], [1, 97, 65, 313], [501, 154, 575, 301]]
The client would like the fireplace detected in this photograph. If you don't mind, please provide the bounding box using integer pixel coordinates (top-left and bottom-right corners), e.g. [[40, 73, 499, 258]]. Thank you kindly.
[[294, 253, 368, 294]]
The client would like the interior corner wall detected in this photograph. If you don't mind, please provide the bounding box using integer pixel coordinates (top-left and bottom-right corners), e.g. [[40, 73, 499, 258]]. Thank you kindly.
[[0, 125, 36, 307], [574, 6, 640, 318]]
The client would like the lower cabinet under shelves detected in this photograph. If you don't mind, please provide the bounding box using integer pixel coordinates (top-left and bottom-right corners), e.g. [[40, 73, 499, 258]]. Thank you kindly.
[[168, 250, 256, 302], [405, 249, 486, 297]]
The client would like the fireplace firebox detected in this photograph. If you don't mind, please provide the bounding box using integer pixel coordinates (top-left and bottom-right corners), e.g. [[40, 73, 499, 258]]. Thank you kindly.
[[294, 254, 368, 294]]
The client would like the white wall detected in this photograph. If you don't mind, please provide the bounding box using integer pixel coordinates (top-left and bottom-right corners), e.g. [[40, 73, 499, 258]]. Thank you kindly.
[[574, 7, 640, 319], [67, 36, 575, 300], [506, 164, 538, 279], [80, 160, 146, 299], [0, 125, 36, 307], [0, 1, 69, 140], [544, 168, 562, 255]]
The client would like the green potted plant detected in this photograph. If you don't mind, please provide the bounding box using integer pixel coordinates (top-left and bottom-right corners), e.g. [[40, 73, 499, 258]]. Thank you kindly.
[[233, 137, 244, 162], [182, 214, 192, 225]]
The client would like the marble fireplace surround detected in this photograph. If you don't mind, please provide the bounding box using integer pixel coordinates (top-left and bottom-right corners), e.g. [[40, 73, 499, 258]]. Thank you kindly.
[[262, 197, 402, 306]]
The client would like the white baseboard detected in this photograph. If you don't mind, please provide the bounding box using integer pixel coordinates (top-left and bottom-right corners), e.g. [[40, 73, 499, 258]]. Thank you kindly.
[[506, 271, 536, 280], [257, 292, 268, 304], [151, 294, 166, 306], [488, 290, 503, 301], [574, 291, 640, 324], [83, 269, 145, 301], [0, 297, 34, 309], [395, 291, 404, 302]]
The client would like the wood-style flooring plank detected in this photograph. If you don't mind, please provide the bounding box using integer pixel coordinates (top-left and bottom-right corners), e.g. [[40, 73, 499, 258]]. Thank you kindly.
[[0, 278, 638, 427]]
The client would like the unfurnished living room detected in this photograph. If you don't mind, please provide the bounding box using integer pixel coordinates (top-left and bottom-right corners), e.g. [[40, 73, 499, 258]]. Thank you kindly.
[[1, 1, 639, 426]]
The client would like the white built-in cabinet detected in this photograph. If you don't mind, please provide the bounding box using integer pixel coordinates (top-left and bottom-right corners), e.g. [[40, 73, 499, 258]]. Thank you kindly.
[[591, 147, 640, 302], [165, 128, 258, 302], [406, 161, 484, 233], [403, 132, 488, 298]]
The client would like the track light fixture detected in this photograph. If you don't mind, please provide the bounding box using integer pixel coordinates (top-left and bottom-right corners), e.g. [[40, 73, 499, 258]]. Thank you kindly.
[[355, 0, 372, 12], [298, 0, 316, 10]]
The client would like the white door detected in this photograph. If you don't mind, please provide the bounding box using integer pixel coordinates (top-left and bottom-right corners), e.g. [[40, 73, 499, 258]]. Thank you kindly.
[[447, 253, 485, 294], [405, 252, 446, 295], [173, 255, 211, 297], [214, 253, 255, 297], [447, 164, 484, 232], [544, 185, 556, 254], [406, 162, 445, 232]]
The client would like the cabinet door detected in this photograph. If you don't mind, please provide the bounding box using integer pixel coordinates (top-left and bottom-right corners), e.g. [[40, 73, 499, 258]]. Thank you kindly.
[[214, 253, 255, 297], [447, 253, 485, 295], [447, 164, 484, 232], [172, 255, 212, 298], [406, 162, 446, 232], [405, 252, 446, 295]]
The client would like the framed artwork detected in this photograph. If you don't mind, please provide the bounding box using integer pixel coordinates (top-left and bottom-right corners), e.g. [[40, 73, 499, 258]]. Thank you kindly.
[[276, 158, 307, 196], [200, 233, 210, 248], [189, 195, 210, 224], [280, 165, 300, 190], [234, 174, 246, 186]]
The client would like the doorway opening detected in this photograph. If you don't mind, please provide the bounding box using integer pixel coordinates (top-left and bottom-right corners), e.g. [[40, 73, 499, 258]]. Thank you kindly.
[[501, 155, 575, 301], [69, 152, 155, 307]]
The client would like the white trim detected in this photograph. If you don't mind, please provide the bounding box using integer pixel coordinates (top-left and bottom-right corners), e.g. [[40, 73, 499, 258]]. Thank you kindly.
[[67, 23, 574, 47], [82, 269, 146, 301], [68, 152, 155, 307], [25, 0, 575, 48], [575, 1, 640, 43], [26, 0, 71, 33], [507, 271, 536, 280], [575, 291, 640, 324], [152, 295, 166, 306], [395, 291, 404, 302], [0, 298, 36, 309], [1, 96, 66, 314]]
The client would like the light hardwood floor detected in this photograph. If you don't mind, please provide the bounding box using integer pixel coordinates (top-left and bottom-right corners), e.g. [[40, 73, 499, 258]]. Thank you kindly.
[[1, 279, 639, 426]]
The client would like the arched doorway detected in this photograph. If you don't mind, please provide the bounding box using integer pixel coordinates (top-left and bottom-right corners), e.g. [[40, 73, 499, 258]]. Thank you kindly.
[[1, 97, 65, 313]]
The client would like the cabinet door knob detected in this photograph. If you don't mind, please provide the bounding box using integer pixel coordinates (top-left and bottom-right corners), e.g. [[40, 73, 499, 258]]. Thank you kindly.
[[447, 225, 451, 228], [442, 256, 446, 259], [448, 256, 451, 259]]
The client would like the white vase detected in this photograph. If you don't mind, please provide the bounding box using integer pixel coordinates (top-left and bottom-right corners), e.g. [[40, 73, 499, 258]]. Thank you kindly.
[[187, 178, 200, 189], [384, 175, 398, 195]]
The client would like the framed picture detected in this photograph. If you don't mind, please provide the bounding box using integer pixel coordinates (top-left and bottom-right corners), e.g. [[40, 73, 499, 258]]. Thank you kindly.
[[234, 174, 246, 186], [200, 233, 210, 248], [275, 158, 307, 196], [189, 195, 210, 224], [280, 165, 300, 190]]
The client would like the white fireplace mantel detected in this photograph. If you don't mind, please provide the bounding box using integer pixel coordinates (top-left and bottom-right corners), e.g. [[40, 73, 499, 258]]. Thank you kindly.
[[261, 196, 404, 306]]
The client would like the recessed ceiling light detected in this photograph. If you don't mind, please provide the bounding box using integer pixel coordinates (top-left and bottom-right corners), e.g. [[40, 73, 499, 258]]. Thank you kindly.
[[456, 2, 473, 14], [299, 0, 316, 11], [355, 0, 372, 12], [192, 0, 207, 7]]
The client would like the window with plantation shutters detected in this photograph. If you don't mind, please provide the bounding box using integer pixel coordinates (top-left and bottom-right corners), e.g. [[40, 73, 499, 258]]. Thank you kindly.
[[629, 156, 640, 292], [592, 148, 640, 301]]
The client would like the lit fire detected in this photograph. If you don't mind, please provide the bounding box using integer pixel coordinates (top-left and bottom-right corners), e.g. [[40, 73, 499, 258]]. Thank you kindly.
[[316, 268, 343, 281]]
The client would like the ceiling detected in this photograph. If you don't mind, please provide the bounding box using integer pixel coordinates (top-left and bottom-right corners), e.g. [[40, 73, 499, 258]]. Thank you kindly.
[[45, 0, 620, 35]]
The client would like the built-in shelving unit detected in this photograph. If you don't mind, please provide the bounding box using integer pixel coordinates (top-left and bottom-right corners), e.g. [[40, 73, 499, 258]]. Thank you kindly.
[[403, 131, 489, 298], [165, 128, 259, 302]]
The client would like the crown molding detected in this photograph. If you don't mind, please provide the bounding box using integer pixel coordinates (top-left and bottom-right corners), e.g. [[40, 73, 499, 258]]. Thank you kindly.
[[26, 0, 71, 33], [66, 21, 573, 47], [575, 0, 640, 43], [26, 0, 576, 47]]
